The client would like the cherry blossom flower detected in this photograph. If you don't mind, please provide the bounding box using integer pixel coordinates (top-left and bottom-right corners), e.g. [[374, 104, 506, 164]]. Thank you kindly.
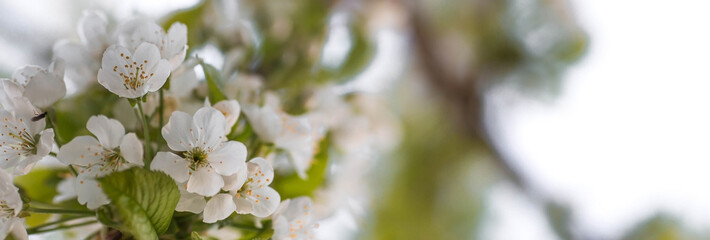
[[243, 94, 314, 179], [223, 157, 280, 218], [0, 60, 66, 109], [151, 106, 247, 197], [120, 21, 188, 71], [57, 115, 144, 209], [53, 10, 110, 93], [98, 42, 170, 98], [0, 97, 54, 175], [272, 197, 319, 240], [171, 158, 279, 223], [0, 170, 27, 240]]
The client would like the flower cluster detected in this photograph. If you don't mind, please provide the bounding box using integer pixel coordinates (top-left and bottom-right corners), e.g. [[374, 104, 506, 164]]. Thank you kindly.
[[0, 4, 399, 239]]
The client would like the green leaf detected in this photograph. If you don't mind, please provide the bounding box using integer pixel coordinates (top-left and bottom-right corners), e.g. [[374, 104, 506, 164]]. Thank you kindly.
[[98, 168, 180, 240], [271, 136, 330, 199], [199, 61, 227, 104]]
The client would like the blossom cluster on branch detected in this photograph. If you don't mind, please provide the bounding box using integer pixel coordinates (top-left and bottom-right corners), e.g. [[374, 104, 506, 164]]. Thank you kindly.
[[0, 6, 399, 240]]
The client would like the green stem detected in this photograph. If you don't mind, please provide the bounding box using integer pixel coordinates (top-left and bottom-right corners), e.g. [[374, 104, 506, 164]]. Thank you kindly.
[[135, 101, 152, 167], [46, 110, 78, 175], [27, 220, 98, 234], [26, 215, 90, 231], [230, 223, 261, 231], [27, 207, 95, 215]]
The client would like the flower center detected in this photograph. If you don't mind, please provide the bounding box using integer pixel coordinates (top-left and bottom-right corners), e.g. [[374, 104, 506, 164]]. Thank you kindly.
[[183, 147, 209, 171], [5, 129, 39, 156], [114, 55, 155, 90], [99, 148, 127, 172], [0, 200, 15, 219]]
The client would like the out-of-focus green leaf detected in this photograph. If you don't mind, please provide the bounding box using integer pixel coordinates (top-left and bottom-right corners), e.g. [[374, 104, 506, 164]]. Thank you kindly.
[[98, 168, 179, 240], [271, 136, 329, 199], [200, 61, 227, 105]]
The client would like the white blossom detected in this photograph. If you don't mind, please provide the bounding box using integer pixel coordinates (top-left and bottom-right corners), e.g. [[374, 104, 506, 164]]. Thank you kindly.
[[98, 42, 170, 98], [0, 97, 54, 175], [53, 10, 110, 93], [0, 170, 27, 240], [223, 157, 280, 218], [57, 115, 144, 209], [272, 197, 319, 240], [211, 99, 241, 133], [0, 60, 67, 109], [243, 94, 314, 179], [120, 21, 188, 71], [151, 106, 247, 197]]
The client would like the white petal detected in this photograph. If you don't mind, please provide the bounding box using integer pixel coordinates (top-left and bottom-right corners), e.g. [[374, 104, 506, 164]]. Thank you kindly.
[[36, 128, 54, 157], [9, 218, 28, 240], [54, 177, 77, 203], [169, 66, 197, 97], [244, 105, 282, 143], [52, 41, 96, 91], [98, 68, 136, 98], [129, 22, 164, 52], [208, 141, 247, 176], [23, 62, 66, 109], [150, 152, 190, 182], [245, 157, 275, 188], [187, 167, 224, 196], [87, 115, 125, 148], [203, 193, 236, 223], [165, 22, 188, 70], [78, 10, 109, 55], [57, 136, 103, 166], [11, 65, 41, 86], [119, 132, 143, 166], [245, 187, 280, 218], [193, 107, 227, 149], [162, 111, 196, 151], [222, 167, 247, 192], [176, 189, 206, 214], [146, 59, 170, 92], [213, 100, 241, 133], [75, 177, 110, 209], [13, 155, 42, 176]]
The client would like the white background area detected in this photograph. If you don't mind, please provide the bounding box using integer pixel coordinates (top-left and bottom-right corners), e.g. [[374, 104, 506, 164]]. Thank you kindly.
[[486, 0, 710, 238]]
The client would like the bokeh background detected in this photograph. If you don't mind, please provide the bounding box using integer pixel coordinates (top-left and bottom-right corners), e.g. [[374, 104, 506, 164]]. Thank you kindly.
[[2, 0, 710, 239]]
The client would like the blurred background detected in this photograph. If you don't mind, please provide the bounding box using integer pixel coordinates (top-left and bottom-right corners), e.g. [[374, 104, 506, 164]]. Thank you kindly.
[[2, 0, 710, 239]]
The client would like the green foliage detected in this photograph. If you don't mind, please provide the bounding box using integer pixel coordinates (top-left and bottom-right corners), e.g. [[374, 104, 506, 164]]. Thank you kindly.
[[54, 86, 120, 143], [98, 168, 180, 240], [200, 61, 227, 105], [13, 168, 86, 227], [271, 137, 329, 199], [237, 221, 274, 240]]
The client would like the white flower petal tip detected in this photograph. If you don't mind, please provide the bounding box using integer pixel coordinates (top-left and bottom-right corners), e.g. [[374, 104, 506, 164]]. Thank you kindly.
[[212, 99, 241, 133], [1, 60, 67, 109], [203, 194, 236, 223], [98, 43, 170, 99]]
